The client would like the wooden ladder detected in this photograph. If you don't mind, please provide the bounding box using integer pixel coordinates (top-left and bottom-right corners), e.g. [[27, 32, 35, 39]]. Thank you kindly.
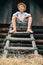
[[3, 32, 38, 58]]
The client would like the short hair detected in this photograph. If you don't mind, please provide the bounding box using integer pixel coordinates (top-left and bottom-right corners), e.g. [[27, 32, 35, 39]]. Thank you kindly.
[[17, 2, 27, 11]]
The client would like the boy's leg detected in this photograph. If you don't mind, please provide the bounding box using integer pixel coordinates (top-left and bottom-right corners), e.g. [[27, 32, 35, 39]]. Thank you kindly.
[[27, 17, 33, 33], [9, 16, 17, 33]]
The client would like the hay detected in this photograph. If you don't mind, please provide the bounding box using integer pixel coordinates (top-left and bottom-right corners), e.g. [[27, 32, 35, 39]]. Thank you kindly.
[[0, 54, 43, 65]]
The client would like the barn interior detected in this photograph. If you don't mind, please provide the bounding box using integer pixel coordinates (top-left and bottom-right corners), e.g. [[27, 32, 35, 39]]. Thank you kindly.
[[0, 0, 43, 57]]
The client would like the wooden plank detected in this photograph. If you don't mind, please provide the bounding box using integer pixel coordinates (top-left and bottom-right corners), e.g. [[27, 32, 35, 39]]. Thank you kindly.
[[30, 34, 38, 54], [7, 37, 34, 41], [0, 30, 8, 33], [9, 32, 43, 35], [36, 40, 43, 43], [6, 36, 43, 42], [0, 24, 10, 28], [9, 32, 32, 34], [0, 33, 7, 35], [6, 47, 36, 50], [0, 28, 9, 30], [37, 45, 43, 47], [34, 34, 43, 35], [3, 40, 10, 58]]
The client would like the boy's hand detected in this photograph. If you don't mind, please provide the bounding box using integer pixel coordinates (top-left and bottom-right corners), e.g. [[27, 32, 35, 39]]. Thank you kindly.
[[17, 17, 22, 22], [19, 16, 25, 23], [21, 17, 25, 22], [21, 16, 29, 22], [17, 17, 25, 22], [17, 16, 29, 22]]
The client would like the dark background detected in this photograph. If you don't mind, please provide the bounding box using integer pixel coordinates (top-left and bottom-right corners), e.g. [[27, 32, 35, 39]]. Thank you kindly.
[[0, 0, 43, 26], [12, 0, 30, 14]]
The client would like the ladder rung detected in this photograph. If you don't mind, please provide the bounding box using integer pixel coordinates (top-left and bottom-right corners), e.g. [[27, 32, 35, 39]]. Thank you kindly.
[[9, 32, 43, 35], [7, 37, 34, 41], [9, 32, 32, 34], [6, 47, 36, 50]]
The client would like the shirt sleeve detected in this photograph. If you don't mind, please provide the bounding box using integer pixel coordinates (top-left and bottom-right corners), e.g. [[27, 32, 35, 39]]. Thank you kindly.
[[25, 12, 31, 17], [13, 12, 19, 17]]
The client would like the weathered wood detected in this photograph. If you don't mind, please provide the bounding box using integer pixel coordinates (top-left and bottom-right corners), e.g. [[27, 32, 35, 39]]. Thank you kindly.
[[6, 35, 43, 42], [6, 47, 36, 50], [9, 32, 31, 34], [9, 32, 43, 34], [36, 40, 43, 43], [0, 24, 10, 27], [9, 32, 43, 36], [7, 37, 34, 41], [0, 28, 9, 30], [30, 34, 38, 54], [3, 40, 10, 57], [0, 33, 7, 36]]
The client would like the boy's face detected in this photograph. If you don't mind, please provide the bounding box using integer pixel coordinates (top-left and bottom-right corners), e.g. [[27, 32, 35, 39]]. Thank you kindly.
[[18, 5, 25, 12]]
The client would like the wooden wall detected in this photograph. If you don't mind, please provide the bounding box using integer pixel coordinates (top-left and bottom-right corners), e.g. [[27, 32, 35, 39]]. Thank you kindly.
[[0, 0, 12, 24], [30, 0, 43, 26], [0, 0, 43, 26]]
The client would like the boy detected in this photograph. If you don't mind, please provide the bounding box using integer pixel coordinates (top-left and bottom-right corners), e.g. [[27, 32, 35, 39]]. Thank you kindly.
[[10, 3, 33, 33]]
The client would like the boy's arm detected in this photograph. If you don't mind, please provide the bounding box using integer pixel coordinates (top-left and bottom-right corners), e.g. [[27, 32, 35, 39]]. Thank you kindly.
[[12, 11, 19, 19], [12, 12, 22, 21]]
